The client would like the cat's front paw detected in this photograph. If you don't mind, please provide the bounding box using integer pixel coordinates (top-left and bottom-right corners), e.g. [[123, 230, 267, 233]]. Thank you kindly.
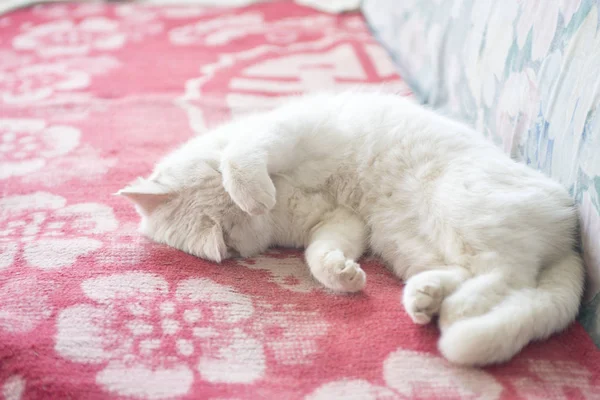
[[222, 160, 276, 216], [317, 250, 366, 293], [403, 275, 443, 325]]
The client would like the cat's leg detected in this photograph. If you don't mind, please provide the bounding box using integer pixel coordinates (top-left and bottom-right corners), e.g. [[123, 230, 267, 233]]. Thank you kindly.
[[221, 149, 277, 216], [403, 267, 471, 324], [220, 121, 302, 216], [305, 208, 367, 293]]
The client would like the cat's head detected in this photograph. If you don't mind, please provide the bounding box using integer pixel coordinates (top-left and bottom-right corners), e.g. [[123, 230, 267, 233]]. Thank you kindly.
[[117, 157, 273, 263]]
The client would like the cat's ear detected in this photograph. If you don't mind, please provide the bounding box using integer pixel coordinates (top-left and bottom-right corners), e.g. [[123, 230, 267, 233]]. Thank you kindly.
[[116, 178, 173, 216], [203, 224, 227, 263]]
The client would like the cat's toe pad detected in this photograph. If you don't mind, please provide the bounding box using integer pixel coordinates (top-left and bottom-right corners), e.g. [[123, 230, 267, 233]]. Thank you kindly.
[[321, 250, 366, 293], [403, 279, 443, 325]]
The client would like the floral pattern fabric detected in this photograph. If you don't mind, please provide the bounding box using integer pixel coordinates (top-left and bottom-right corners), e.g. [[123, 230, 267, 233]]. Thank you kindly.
[[363, 0, 600, 347], [0, 2, 599, 399]]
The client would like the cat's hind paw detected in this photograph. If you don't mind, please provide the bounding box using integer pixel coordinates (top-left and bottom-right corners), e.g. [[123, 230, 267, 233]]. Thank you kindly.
[[403, 275, 444, 325], [318, 250, 366, 293]]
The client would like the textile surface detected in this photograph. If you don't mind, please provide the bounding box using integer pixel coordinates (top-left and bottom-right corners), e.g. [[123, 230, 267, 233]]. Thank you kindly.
[[1, 2, 599, 399], [362, 0, 600, 347], [0, 0, 360, 18]]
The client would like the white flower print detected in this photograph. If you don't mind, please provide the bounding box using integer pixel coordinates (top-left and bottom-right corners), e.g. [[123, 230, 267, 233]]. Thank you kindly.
[[154, 6, 210, 19], [114, 4, 164, 23], [0, 119, 79, 179], [12, 14, 161, 58], [112, 6, 164, 39], [512, 360, 596, 399], [307, 349, 503, 400], [253, 303, 328, 366], [96, 222, 152, 266], [55, 272, 328, 399], [22, 144, 116, 187], [1, 375, 26, 400], [180, 38, 403, 132], [0, 62, 89, 104], [238, 251, 321, 293], [170, 13, 288, 46], [32, 3, 108, 19], [169, 13, 364, 47], [57, 54, 121, 76], [0, 277, 53, 333], [0, 50, 34, 71], [0, 49, 119, 106], [0, 118, 115, 185], [0, 192, 118, 269], [13, 18, 127, 57], [308, 380, 397, 399]]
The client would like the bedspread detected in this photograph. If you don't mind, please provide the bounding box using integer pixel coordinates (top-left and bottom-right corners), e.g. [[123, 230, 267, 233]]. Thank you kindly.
[[1, 2, 599, 399]]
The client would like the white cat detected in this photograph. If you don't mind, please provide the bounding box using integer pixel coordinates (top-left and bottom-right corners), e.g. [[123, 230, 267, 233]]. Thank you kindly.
[[119, 91, 585, 366]]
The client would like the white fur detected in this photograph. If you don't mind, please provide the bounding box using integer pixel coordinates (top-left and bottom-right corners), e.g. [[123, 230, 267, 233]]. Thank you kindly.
[[118, 91, 585, 366]]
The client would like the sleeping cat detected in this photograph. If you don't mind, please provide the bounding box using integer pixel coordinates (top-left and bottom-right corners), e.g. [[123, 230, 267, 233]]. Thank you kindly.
[[118, 91, 585, 366]]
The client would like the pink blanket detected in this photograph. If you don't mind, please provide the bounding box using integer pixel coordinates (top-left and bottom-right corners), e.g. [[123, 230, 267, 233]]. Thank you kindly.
[[1, 2, 599, 399]]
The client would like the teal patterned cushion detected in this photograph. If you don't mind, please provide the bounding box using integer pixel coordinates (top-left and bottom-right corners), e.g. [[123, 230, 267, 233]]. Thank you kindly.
[[363, 0, 600, 346]]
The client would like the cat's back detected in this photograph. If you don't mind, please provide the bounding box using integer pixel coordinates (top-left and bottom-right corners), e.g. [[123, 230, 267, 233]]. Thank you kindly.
[[322, 92, 578, 263]]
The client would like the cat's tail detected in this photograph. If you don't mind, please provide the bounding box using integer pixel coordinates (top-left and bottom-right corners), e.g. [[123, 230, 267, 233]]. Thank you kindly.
[[438, 250, 585, 366]]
